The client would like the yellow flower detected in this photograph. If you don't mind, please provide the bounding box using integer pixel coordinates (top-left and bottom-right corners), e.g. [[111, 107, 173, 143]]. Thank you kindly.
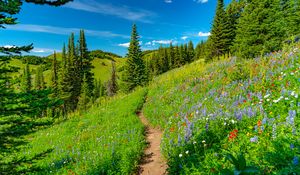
[[247, 132, 251, 137]]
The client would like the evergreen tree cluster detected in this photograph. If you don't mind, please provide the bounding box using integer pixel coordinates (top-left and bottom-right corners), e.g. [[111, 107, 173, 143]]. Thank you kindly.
[[207, 0, 300, 60], [145, 40, 206, 78]]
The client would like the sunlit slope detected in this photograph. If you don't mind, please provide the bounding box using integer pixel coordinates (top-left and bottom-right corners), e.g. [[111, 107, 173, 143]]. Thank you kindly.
[[11, 88, 146, 174], [143, 44, 300, 174]]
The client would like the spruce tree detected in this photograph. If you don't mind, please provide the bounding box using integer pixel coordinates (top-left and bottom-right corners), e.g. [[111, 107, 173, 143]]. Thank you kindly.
[[79, 30, 94, 96], [233, 0, 285, 58], [187, 41, 194, 62], [123, 24, 147, 92], [169, 43, 175, 68], [107, 61, 118, 96], [208, 0, 227, 59], [51, 51, 59, 96], [21, 64, 32, 92], [78, 73, 90, 111]]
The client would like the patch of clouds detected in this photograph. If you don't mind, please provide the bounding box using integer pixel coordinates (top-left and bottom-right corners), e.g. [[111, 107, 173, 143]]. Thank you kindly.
[[64, 0, 156, 23], [194, 0, 208, 3], [181, 36, 188, 40], [118, 43, 130, 48], [32, 48, 55, 53], [2, 45, 16, 48], [164, 0, 173, 3], [5, 24, 130, 39], [198, 32, 211, 37]]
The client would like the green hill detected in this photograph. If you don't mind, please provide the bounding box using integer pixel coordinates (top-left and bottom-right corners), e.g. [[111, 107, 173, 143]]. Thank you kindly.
[[3, 43, 300, 174], [8, 50, 126, 86]]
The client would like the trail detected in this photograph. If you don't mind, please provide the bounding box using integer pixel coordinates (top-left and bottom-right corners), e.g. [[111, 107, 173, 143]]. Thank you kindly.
[[137, 112, 167, 175]]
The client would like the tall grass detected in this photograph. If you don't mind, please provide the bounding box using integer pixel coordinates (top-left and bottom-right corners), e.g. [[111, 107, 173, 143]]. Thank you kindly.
[[143, 44, 300, 174], [4, 88, 147, 174]]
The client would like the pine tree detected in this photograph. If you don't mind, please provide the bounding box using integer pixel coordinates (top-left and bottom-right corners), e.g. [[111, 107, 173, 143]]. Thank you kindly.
[[68, 33, 81, 110], [107, 61, 118, 96], [233, 0, 285, 58], [174, 45, 181, 68], [187, 41, 194, 62], [79, 30, 94, 96], [78, 74, 90, 111], [21, 64, 32, 92], [35, 66, 45, 90], [51, 51, 59, 96], [123, 24, 147, 92], [208, 0, 227, 59], [169, 43, 175, 68]]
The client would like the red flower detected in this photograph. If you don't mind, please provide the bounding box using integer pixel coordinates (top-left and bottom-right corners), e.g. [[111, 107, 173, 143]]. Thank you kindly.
[[257, 120, 262, 127], [229, 129, 238, 141]]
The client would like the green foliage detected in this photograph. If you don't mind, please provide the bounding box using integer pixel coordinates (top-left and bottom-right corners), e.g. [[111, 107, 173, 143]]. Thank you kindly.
[[78, 74, 90, 111], [143, 43, 300, 174], [222, 153, 260, 175], [20, 63, 32, 92], [122, 24, 148, 92], [106, 61, 118, 96], [2, 88, 147, 174], [34, 66, 46, 90]]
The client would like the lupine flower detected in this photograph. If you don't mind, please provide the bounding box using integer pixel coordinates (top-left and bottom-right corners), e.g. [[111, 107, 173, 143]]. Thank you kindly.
[[205, 122, 209, 131], [293, 156, 299, 166], [290, 144, 295, 149], [272, 124, 277, 139], [250, 136, 258, 143], [286, 110, 296, 125]]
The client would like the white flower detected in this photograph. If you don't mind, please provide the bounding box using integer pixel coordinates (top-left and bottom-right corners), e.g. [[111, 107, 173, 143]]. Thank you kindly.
[[264, 94, 270, 98], [231, 120, 235, 124], [206, 118, 209, 121], [295, 94, 298, 98], [224, 122, 227, 125], [185, 150, 189, 154], [179, 154, 183, 158], [291, 91, 295, 96], [291, 72, 294, 75], [267, 99, 270, 102], [193, 141, 197, 144], [285, 97, 289, 100], [202, 140, 206, 143], [281, 72, 283, 75]]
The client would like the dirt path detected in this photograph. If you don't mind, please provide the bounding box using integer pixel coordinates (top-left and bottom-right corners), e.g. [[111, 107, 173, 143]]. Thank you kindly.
[[137, 112, 167, 175]]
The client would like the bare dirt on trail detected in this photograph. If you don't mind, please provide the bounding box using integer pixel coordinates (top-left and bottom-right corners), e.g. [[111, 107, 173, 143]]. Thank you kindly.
[[137, 112, 168, 175]]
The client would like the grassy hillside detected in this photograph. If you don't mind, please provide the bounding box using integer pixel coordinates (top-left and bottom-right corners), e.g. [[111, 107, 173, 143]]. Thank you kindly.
[[9, 51, 126, 86], [143, 43, 300, 174], [2, 88, 147, 174]]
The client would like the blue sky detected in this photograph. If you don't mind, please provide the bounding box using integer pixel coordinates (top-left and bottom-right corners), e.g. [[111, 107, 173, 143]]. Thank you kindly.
[[0, 0, 231, 56]]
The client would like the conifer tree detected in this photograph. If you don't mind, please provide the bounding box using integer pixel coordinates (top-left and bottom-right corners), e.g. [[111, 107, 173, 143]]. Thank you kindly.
[[107, 61, 118, 96], [169, 43, 175, 68], [123, 24, 147, 92], [187, 41, 194, 62], [21, 64, 32, 92], [233, 0, 285, 58], [78, 73, 90, 111], [79, 30, 94, 96], [208, 0, 227, 59], [51, 51, 59, 96]]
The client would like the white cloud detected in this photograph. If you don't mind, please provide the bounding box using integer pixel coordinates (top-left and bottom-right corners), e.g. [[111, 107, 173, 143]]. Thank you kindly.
[[181, 36, 188, 40], [152, 40, 173, 45], [145, 41, 152, 46], [3, 45, 16, 48], [118, 43, 130, 48], [32, 48, 54, 53], [64, 0, 156, 23], [5, 24, 129, 39], [194, 0, 208, 3], [198, 32, 211, 37], [165, 0, 173, 3]]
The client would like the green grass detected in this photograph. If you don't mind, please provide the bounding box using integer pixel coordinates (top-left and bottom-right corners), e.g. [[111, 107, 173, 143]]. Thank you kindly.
[[2, 88, 147, 174], [8, 56, 126, 86], [143, 44, 300, 174]]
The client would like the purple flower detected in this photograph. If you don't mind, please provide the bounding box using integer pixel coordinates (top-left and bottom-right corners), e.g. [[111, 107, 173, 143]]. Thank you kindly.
[[250, 136, 258, 143], [205, 122, 209, 132], [234, 110, 243, 120], [286, 110, 296, 125], [293, 156, 299, 166]]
